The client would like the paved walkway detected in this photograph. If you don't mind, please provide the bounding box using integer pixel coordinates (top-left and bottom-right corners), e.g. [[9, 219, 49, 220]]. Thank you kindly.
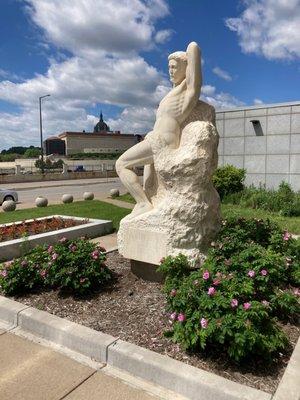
[[0, 329, 179, 400]]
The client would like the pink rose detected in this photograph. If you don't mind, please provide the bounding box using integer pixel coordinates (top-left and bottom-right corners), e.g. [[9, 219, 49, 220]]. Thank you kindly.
[[207, 287, 216, 296], [47, 245, 53, 253], [248, 270, 255, 278], [170, 289, 177, 297], [40, 270, 47, 278], [177, 313, 186, 322], [283, 231, 291, 241], [0, 269, 8, 277], [91, 250, 99, 260], [213, 278, 221, 286], [52, 253, 58, 260], [70, 245, 77, 252], [231, 299, 238, 308], [200, 318, 208, 329], [261, 269, 268, 276], [293, 288, 300, 297], [203, 270, 210, 280], [243, 302, 251, 310], [4, 260, 13, 268], [170, 312, 177, 321]]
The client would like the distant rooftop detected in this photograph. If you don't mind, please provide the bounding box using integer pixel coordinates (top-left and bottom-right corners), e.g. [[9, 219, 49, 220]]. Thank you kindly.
[[216, 100, 300, 113]]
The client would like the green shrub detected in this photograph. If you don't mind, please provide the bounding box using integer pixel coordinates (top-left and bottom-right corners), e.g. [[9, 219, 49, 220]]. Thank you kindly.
[[0, 238, 111, 296], [158, 217, 299, 363], [223, 182, 300, 217], [212, 165, 246, 200]]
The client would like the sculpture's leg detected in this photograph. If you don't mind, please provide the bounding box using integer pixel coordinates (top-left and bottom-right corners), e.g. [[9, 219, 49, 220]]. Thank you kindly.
[[116, 140, 154, 217]]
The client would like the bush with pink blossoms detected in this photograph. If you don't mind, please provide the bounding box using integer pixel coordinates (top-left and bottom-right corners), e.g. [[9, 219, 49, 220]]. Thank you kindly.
[[158, 216, 300, 363], [0, 238, 111, 296]]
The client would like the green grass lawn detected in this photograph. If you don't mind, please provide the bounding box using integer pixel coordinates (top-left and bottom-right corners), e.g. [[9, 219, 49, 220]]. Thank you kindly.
[[1, 198, 299, 234], [113, 193, 136, 204], [116, 193, 300, 234], [0, 201, 131, 231]]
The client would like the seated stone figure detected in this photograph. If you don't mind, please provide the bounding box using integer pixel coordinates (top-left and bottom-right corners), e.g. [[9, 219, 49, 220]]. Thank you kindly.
[[116, 42, 220, 267]]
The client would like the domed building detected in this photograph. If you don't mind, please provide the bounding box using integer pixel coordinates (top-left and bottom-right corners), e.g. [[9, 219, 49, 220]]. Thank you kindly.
[[94, 111, 110, 133], [44, 111, 139, 156]]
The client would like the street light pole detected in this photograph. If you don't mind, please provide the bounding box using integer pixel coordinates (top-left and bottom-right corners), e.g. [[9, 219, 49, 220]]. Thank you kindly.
[[39, 94, 50, 174]]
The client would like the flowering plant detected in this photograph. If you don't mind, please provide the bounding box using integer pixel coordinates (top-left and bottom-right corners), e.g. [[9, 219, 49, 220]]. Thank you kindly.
[[0, 237, 111, 295], [158, 217, 300, 362]]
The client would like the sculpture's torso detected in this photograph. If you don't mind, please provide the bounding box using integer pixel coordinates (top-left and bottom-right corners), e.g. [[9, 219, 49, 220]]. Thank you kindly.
[[153, 80, 189, 148]]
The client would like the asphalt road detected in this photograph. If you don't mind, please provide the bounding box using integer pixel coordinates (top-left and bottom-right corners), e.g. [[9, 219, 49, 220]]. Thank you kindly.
[[6, 178, 126, 209]]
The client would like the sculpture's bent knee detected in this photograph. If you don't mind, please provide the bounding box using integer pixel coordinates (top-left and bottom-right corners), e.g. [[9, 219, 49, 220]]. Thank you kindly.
[[115, 157, 125, 175]]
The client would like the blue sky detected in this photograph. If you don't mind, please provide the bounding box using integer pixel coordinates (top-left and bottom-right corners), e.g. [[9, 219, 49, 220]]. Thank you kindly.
[[0, 0, 299, 150]]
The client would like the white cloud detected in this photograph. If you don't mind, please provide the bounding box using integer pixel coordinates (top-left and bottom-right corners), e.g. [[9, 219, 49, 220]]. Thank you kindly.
[[201, 85, 216, 96], [226, 0, 300, 60], [212, 66, 232, 81], [0, 0, 245, 150], [201, 86, 245, 110], [155, 29, 173, 44], [253, 98, 264, 105], [0, 69, 22, 82], [25, 0, 170, 56]]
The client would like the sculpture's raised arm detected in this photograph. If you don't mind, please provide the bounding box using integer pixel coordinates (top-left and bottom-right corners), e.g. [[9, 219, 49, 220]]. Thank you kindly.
[[181, 42, 201, 118], [186, 42, 201, 95]]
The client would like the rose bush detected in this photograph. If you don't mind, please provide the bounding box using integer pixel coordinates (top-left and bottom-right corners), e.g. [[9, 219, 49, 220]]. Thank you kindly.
[[0, 237, 111, 295], [158, 217, 300, 362]]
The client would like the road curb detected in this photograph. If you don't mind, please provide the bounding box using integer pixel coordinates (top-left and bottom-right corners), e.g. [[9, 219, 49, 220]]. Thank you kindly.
[[18, 306, 118, 363], [107, 339, 271, 400], [0, 295, 298, 400], [0, 296, 29, 329]]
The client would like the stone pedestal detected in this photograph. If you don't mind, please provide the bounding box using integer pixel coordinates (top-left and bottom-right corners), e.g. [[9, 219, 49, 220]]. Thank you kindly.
[[119, 226, 167, 265], [130, 260, 164, 282]]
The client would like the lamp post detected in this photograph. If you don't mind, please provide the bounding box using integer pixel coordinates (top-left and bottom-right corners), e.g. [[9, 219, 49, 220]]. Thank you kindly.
[[39, 94, 50, 174]]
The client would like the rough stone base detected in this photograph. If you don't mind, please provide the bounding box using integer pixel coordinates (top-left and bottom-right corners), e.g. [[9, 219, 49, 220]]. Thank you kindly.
[[130, 260, 164, 283], [119, 225, 168, 265]]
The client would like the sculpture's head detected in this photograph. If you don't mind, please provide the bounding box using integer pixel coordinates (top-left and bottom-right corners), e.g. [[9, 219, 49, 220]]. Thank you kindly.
[[168, 51, 187, 86]]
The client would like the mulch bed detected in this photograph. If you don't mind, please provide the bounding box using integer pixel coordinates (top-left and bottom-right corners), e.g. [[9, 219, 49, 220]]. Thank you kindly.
[[0, 217, 87, 242], [11, 251, 299, 394]]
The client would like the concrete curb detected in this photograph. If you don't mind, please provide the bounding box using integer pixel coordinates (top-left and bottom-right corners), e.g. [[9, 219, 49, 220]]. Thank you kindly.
[[0, 295, 298, 400], [0, 296, 29, 329], [18, 306, 118, 364], [107, 340, 271, 400], [272, 336, 300, 400]]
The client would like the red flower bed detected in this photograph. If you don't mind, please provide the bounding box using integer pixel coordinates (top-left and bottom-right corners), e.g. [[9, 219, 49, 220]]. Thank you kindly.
[[0, 217, 88, 242]]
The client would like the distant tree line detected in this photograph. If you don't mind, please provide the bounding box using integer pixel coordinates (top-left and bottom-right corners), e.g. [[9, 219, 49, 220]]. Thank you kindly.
[[0, 146, 41, 161]]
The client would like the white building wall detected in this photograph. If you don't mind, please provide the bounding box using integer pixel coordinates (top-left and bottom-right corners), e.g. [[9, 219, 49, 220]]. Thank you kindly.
[[216, 101, 300, 191]]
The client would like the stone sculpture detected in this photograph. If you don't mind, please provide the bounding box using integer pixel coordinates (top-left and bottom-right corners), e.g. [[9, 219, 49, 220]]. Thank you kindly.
[[2, 200, 16, 212], [35, 196, 48, 207], [116, 42, 221, 270], [83, 192, 94, 201], [62, 194, 73, 204]]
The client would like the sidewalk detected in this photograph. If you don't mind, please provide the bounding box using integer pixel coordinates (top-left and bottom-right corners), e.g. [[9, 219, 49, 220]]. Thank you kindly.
[[3, 177, 118, 191], [0, 329, 175, 400]]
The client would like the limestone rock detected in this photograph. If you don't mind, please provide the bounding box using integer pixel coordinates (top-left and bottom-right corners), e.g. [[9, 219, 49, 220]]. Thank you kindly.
[[83, 192, 94, 200], [35, 196, 48, 207], [118, 119, 221, 264], [2, 200, 16, 212], [110, 188, 120, 197], [62, 194, 73, 204]]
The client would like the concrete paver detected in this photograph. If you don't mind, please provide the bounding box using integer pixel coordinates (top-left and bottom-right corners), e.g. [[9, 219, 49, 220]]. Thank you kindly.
[[0, 333, 94, 400], [91, 233, 118, 251], [64, 370, 157, 400]]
